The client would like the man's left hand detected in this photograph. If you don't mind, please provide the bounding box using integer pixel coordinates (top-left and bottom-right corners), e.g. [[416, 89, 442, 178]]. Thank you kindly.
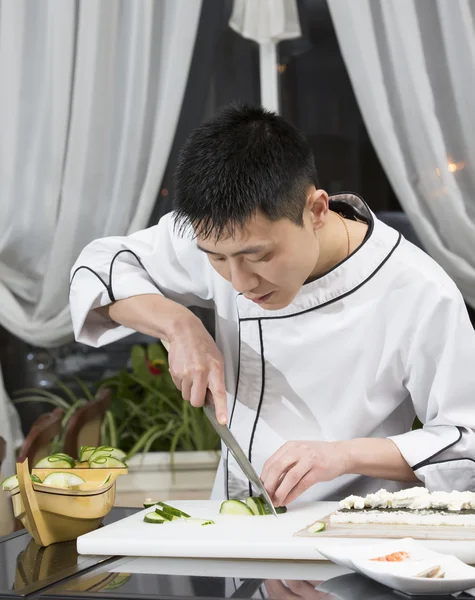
[[260, 441, 348, 507]]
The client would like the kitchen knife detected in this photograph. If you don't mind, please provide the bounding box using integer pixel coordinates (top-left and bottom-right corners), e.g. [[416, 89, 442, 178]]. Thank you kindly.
[[203, 393, 278, 517]]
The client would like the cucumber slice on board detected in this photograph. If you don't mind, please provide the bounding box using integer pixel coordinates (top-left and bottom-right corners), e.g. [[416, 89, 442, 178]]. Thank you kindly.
[[42, 472, 86, 488], [184, 518, 215, 526], [89, 456, 127, 469], [219, 499, 254, 516], [245, 497, 264, 515], [308, 521, 326, 533], [144, 512, 166, 524], [143, 498, 159, 508], [154, 508, 181, 522], [155, 501, 191, 519]]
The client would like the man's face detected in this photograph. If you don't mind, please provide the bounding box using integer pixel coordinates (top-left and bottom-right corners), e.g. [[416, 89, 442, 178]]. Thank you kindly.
[[196, 195, 326, 310]]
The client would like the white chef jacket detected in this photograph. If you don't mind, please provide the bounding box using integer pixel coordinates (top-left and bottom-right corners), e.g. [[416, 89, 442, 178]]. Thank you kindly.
[[69, 193, 475, 502]]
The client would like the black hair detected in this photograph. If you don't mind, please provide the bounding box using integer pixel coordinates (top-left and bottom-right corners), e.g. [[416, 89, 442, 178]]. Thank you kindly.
[[173, 102, 319, 239]]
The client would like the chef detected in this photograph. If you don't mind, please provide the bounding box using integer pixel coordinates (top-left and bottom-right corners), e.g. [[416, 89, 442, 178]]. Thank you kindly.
[[69, 104, 475, 506]]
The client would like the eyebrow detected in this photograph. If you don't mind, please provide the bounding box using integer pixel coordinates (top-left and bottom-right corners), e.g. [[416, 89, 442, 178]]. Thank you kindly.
[[196, 244, 268, 258]]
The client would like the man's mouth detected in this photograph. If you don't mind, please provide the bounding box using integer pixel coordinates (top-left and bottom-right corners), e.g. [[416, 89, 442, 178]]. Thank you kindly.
[[248, 292, 274, 304]]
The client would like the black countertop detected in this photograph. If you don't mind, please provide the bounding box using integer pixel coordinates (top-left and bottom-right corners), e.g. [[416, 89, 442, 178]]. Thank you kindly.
[[1, 508, 470, 600]]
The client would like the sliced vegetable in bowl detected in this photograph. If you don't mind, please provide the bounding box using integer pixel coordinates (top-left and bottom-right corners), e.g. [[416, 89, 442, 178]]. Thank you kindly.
[[1, 474, 43, 491], [34, 454, 76, 469], [78, 446, 96, 462], [88, 446, 127, 463], [42, 472, 86, 488], [89, 456, 127, 469]]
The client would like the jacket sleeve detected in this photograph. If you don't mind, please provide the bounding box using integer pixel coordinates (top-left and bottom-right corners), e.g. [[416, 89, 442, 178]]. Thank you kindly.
[[69, 213, 214, 348], [388, 285, 475, 492]]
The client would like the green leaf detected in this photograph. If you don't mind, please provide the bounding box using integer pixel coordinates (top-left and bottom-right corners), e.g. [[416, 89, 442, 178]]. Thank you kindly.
[[12, 395, 71, 411], [105, 410, 118, 447], [53, 377, 81, 405], [73, 377, 95, 401]]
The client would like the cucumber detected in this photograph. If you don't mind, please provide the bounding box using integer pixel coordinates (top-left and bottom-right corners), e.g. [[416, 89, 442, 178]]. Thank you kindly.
[[89, 446, 126, 463], [42, 472, 86, 488], [78, 446, 96, 462], [219, 499, 254, 516], [245, 497, 264, 515], [154, 507, 180, 522], [155, 501, 191, 519], [1, 474, 43, 490], [89, 456, 127, 469], [143, 498, 159, 508], [1, 475, 19, 491], [308, 521, 326, 533], [99, 473, 112, 486], [144, 512, 166, 524], [184, 518, 215, 526], [34, 455, 75, 469]]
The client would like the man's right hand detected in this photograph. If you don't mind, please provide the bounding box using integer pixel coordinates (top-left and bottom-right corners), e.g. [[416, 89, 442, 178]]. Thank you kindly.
[[100, 294, 228, 424], [166, 312, 228, 425]]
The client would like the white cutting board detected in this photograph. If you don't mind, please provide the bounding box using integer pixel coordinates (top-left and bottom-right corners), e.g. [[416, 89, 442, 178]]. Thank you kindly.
[[77, 500, 475, 564]]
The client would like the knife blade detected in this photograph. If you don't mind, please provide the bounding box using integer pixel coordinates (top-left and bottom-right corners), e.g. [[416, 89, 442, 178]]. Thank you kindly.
[[203, 393, 278, 517]]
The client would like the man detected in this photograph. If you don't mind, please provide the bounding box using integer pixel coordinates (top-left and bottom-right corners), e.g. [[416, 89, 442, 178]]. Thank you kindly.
[[70, 104, 475, 507]]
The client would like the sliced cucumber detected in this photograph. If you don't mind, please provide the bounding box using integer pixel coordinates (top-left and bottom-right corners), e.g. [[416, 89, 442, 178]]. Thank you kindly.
[[51, 453, 76, 465], [154, 507, 181, 522], [245, 497, 264, 515], [1, 475, 19, 491], [78, 446, 96, 462], [219, 499, 254, 516], [308, 521, 326, 533], [144, 512, 166, 524], [143, 498, 159, 508], [184, 518, 215, 526], [89, 456, 127, 469], [89, 446, 126, 463], [99, 473, 112, 487], [155, 501, 191, 519], [2, 474, 44, 491], [42, 472, 86, 488], [34, 455, 75, 469]]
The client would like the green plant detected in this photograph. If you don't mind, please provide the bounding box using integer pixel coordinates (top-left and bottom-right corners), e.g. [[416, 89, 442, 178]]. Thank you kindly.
[[13, 343, 220, 460]]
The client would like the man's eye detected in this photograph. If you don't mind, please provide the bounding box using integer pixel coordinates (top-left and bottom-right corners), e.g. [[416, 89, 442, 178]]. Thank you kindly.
[[210, 256, 226, 262], [250, 254, 270, 263]]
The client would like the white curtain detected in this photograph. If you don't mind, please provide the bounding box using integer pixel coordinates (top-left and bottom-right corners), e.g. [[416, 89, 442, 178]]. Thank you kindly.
[[229, 0, 301, 113], [328, 0, 475, 308], [0, 0, 202, 476]]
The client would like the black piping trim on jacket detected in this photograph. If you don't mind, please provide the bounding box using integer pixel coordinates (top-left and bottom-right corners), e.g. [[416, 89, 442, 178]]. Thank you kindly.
[[416, 456, 475, 467], [69, 266, 110, 297], [108, 249, 147, 302], [225, 318, 242, 500], [69, 249, 148, 305], [240, 233, 402, 322], [247, 319, 266, 497], [412, 426, 463, 471]]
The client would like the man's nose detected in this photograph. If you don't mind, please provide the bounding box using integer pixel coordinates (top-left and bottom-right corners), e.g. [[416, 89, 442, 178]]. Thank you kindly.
[[230, 265, 259, 294]]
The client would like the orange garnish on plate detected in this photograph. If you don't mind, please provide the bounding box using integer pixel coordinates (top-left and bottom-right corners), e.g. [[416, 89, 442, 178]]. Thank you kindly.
[[370, 551, 410, 562]]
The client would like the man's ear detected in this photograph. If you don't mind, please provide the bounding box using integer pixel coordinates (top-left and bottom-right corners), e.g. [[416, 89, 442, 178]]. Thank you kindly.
[[306, 187, 329, 231]]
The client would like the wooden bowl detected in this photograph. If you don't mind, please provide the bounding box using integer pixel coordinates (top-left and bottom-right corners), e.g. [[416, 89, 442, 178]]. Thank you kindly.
[[10, 458, 128, 547]]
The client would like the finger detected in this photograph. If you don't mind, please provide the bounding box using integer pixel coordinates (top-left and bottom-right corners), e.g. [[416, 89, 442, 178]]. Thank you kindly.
[[285, 580, 317, 595], [273, 462, 312, 507], [264, 580, 299, 600], [261, 442, 295, 480], [280, 470, 317, 506], [261, 454, 298, 499], [189, 372, 208, 408], [180, 378, 192, 402], [170, 374, 183, 392], [208, 364, 227, 424]]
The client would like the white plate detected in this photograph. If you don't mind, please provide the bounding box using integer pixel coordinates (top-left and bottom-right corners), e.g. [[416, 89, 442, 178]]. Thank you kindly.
[[314, 537, 475, 596]]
